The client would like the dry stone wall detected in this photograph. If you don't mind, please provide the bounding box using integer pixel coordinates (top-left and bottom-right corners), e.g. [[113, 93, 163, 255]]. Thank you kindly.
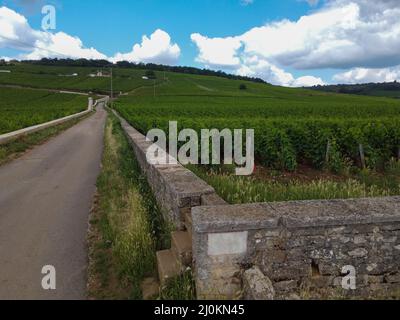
[[192, 197, 400, 299], [114, 110, 218, 228]]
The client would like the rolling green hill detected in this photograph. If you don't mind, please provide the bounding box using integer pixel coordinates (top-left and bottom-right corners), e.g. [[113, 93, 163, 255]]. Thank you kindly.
[[0, 63, 163, 94]]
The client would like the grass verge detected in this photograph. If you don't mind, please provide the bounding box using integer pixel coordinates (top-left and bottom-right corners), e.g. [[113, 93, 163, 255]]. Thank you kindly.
[[188, 164, 400, 204], [0, 112, 93, 166], [159, 269, 196, 300], [87, 112, 169, 300]]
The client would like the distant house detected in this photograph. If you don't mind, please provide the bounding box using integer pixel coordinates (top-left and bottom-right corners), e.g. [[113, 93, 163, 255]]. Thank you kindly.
[[89, 70, 110, 78], [0, 70, 11, 73], [142, 76, 149, 80]]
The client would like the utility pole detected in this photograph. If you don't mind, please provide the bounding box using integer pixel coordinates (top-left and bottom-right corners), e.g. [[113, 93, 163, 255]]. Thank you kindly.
[[110, 67, 113, 108]]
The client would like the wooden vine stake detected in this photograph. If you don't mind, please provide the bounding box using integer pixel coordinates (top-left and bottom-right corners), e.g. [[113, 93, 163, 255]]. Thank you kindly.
[[359, 143, 366, 169], [325, 140, 331, 166]]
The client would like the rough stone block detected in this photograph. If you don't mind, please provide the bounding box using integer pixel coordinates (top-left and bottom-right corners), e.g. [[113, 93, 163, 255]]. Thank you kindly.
[[172, 231, 192, 266], [308, 276, 334, 289], [385, 274, 400, 283], [243, 267, 275, 300], [274, 280, 298, 293], [348, 248, 368, 258]]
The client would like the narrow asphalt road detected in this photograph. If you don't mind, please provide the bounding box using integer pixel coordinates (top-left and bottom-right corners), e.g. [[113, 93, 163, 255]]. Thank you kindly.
[[0, 104, 107, 300]]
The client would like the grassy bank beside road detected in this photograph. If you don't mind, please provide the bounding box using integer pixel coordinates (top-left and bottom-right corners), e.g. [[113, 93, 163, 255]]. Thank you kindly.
[[87, 113, 169, 299]]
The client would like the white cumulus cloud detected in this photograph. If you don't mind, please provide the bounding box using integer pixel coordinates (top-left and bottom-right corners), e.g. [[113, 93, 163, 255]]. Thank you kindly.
[[111, 29, 180, 65], [0, 6, 41, 50], [235, 55, 324, 86], [333, 66, 400, 84], [191, 0, 400, 85], [191, 33, 242, 69], [0, 7, 181, 65], [292, 75, 325, 87], [24, 32, 108, 60], [0, 6, 106, 60], [191, 31, 324, 86]]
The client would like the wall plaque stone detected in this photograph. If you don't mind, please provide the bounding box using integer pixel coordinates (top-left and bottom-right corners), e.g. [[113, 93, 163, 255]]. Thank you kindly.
[[208, 231, 248, 256]]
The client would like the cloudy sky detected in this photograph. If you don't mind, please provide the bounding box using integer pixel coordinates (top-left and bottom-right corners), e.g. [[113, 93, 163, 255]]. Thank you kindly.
[[1, 0, 400, 86]]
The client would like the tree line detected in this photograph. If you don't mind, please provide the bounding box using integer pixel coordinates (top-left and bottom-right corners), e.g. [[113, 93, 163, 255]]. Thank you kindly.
[[310, 81, 400, 97], [23, 58, 267, 84]]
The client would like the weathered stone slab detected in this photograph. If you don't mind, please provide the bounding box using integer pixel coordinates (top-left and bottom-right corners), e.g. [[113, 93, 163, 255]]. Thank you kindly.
[[208, 232, 248, 256], [192, 203, 283, 233]]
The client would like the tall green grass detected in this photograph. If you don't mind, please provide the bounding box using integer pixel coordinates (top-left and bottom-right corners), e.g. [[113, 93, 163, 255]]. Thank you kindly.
[[189, 165, 399, 204], [159, 269, 196, 300], [90, 114, 169, 299]]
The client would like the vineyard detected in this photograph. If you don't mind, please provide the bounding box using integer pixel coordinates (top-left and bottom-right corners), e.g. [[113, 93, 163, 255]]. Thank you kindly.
[[114, 71, 400, 173], [0, 87, 87, 134], [3, 63, 400, 191]]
